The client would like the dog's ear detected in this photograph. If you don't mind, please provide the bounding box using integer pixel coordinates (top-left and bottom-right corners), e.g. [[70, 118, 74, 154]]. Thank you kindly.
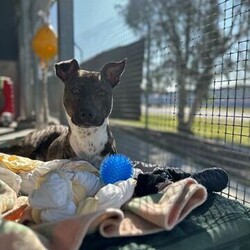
[[101, 59, 126, 88], [55, 59, 80, 82]]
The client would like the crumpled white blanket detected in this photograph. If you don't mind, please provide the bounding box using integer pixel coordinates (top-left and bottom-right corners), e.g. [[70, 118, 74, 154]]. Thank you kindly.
[[0, 154, 139, 223], [29, 169, 136, 222]]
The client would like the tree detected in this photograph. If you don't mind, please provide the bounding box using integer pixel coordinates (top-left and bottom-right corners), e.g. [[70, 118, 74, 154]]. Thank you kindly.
[[118, 0, 249, 133]]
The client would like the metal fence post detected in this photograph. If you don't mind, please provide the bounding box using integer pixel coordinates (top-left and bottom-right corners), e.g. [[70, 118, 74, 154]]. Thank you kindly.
[[57, 0, 74, 124], [145, 22, 151, 130], [18, 0, 34, 120]]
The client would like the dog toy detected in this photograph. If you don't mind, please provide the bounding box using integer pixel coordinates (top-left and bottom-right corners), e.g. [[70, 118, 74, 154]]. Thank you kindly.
[[100, 154, 134, 184]]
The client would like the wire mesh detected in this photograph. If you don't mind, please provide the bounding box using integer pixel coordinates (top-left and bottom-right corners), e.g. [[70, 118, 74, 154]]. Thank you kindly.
[[74, 0, 250, 206]]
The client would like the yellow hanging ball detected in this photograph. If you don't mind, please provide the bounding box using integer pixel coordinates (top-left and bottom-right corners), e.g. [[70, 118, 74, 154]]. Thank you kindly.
[[32, 24, 58, 61]]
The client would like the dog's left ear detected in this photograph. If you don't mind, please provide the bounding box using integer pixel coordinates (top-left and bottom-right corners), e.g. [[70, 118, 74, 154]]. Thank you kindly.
[[55, 59, 80, 82], [101, 59, 127, 88]]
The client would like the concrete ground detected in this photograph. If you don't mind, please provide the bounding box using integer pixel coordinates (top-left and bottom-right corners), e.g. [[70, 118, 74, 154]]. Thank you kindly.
[[0, 127, 34, 142], [113, 127, 250, 207]]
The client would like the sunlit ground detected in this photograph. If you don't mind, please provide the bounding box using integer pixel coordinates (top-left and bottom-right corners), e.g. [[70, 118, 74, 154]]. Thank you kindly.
[[111, 106, 250, 146]]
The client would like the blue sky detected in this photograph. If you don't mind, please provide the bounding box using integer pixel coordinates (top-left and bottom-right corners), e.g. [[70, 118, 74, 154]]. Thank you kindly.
[[74, 0, 119, 37], [50, 0, 137, 63]]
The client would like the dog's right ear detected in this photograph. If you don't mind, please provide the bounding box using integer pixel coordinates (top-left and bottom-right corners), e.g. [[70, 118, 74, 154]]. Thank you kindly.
[[55, 59, 80, 82], [100, 59, 126, 88]]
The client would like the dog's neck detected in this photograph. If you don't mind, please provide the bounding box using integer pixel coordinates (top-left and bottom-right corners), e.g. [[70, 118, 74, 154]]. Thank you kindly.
[[66, 114, 108, 160]]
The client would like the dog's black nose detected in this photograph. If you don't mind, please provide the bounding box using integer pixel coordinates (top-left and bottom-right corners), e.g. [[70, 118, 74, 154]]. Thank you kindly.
[[79, 108, 96, 121]]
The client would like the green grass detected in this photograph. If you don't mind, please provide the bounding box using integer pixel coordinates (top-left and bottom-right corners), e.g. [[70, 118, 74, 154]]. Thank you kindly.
[[110, 114, 250, 146], [111, 114, 177, 131]]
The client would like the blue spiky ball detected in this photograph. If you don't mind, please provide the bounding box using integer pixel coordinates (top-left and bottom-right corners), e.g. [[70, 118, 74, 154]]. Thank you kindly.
[[100, 154, 134, 185]]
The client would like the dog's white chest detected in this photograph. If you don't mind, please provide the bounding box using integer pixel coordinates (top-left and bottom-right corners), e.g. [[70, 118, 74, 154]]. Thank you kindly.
[[68, 119, 108, 160]]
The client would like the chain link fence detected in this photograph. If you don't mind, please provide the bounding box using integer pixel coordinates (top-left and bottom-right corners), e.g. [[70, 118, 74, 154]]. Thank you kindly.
[[74, 0, 250, 206]]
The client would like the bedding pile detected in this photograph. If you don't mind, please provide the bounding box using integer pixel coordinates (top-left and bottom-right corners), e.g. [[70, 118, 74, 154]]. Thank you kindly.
[[0, 153, 207, 250]]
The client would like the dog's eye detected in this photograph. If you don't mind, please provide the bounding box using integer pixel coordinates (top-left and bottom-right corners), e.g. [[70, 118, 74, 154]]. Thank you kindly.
[[71, 87, 80, 94], [98, 89, 106, 96]]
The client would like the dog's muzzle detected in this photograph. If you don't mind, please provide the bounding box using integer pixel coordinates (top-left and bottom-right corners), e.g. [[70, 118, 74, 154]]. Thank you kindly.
[[72, 108, 104, 128]]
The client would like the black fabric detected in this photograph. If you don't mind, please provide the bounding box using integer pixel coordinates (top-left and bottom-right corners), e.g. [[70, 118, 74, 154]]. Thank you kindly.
[[133, 162, 229, 197], [191, 167, 229, 193], [134, 172, 166, 197]]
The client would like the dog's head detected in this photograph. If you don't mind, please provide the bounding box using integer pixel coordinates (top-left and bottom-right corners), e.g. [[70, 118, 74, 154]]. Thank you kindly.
[[55, 58, 126, 128]]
